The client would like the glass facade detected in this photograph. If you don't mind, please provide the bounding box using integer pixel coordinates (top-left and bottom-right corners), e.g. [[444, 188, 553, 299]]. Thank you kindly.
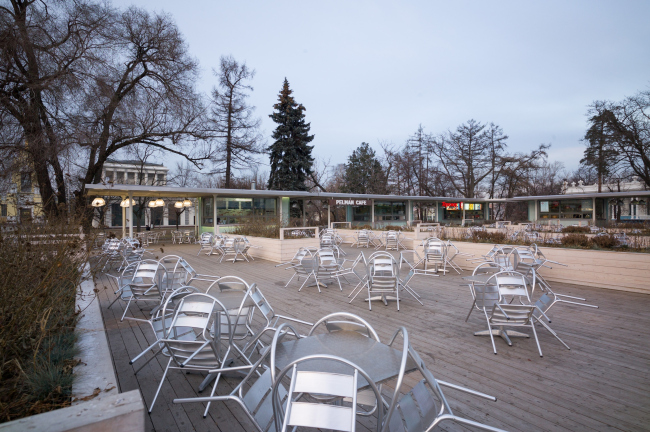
[[539, 199, 593, 219], [374, 201, 406, 222], [442, 202, 483, 221], [203, 197, 214, 224], [352, 205, 371, 222], [111, 203, 122, 227], [214, 197, 276, 225]]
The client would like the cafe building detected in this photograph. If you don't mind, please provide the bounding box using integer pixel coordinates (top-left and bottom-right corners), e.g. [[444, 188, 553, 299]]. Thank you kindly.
[[509, 190, 649, 226], [85, 184, 497, 237]]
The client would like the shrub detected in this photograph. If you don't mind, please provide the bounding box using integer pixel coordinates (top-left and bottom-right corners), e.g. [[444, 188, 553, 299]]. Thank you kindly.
[[561, 233, 590, 248], [562, 226, 590, 233], [0, 220, 88, 422], [590, 234, 618, 249]]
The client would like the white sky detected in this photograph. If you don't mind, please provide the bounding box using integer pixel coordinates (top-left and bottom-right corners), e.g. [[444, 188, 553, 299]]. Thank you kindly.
[[112, 0, 650, 173]]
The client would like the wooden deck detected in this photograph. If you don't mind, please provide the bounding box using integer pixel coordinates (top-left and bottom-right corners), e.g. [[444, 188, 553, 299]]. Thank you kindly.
[[95, 243, 650, 432]]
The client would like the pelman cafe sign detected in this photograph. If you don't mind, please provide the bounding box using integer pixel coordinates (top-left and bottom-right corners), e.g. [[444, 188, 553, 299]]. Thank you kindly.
[[328, 199, 371, 206]]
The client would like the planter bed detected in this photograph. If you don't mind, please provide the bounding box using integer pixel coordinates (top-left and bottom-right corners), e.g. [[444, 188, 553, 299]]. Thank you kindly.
[[451, 241, 650, 294]]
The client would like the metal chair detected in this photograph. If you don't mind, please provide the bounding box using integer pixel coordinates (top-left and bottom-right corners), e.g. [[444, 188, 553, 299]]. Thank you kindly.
[[382, 327, 504, 432], [129, 286, 200, 374], [205, 276, 256, 343], [149, 293, 247, 417], [171, 230, 183, 244], [285, 257, 320, 292], [385, 230, 399, 251], [110, 259, 167, 322], [422, 237, 447, 273], [175, 257, 220, 286], [334, 253, 366, 286], [475, 272, 548, 356], [240, 284, 314, 357], [365, 252, 401, 310], [315, 248, 344, 291], [399, 249, 439, 278], [355, 230, 371, 248], [272, 354, 383, 432], [197, 232, 214, 256], [275, 246, 317, 269], [445, 240, 473, 273], [465, 262, 501, 322], [174, 348, 289, 432], [207, 235, 225, 258]]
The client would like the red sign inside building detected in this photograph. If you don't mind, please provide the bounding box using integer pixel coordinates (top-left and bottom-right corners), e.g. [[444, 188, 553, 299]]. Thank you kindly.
[[442, 202, 460, 210]]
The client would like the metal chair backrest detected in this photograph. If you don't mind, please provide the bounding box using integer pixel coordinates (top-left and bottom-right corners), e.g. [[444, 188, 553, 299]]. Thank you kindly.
[[176, 258, 198, 281], [320, 234, 335, 248], [205, 277, 254, 339], [130, 260, 166, 296], [423, 238, 446, 258], [385, 231, 399, 250], [488, 271, 531, 302], [273, 355, 383, 432], [317, 247, 338, 264], [367, 254, 399, 292], [161, 293, 232, 366]]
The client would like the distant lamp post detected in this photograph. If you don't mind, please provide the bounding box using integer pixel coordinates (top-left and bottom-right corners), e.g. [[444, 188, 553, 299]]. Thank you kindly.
[[155, 198, 165, 207], [174, 201, 184, 209], [91, 197, 106, 207], [630, 198, 639, 205], [183, 199, 192, 207], [147, 200, 158, 208], [639, 199, 647, 206], [120, 198, 135, 207]]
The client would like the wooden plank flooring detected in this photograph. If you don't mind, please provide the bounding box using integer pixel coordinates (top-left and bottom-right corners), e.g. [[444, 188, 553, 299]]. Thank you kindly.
[[94, 243, 650, 432]]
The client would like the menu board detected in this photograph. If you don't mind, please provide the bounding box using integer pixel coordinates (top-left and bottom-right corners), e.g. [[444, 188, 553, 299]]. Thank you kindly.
[[540, 201, 549, 212]]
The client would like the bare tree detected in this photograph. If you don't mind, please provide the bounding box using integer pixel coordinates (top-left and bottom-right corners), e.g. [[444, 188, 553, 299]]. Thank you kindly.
[[0, 0, 110, 215], [71, 7, 213, 228], [431, 119, 505, 198], [586, 92, 650, 187], [209, 55, 263, 188]]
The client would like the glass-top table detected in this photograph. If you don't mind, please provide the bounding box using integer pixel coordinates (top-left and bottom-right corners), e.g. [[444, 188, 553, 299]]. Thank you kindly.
[[273, 330, 416, 388]]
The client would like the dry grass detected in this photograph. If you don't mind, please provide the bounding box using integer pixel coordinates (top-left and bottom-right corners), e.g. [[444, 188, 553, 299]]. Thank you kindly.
[[0, 220, 90, 423]]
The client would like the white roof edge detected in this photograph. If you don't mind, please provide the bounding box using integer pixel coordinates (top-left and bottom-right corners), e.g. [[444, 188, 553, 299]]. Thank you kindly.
[[84, 184, 506, 202], [508, 190, 650, 201]]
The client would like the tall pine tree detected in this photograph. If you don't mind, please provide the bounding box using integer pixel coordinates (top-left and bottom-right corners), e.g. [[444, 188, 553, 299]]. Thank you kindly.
[[342, 143, 387, 194], [267, 79, 315, 191]]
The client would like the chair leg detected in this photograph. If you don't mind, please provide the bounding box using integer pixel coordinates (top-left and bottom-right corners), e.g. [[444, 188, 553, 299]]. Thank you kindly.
[[130, 341, 160, 365], [149, 357, 172, 413], [483, 310, 497, 355], [120, 297, 133, 322], [530, 322, 543, 357], [133, 346, 164, 375], [202, 372, 222, 418], [536, 318, 569, 350], [284, 273, 297, 287], [465, 301, 477, 322]]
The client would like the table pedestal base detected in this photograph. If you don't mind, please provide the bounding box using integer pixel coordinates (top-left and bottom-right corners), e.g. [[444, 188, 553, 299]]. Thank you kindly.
[[474, 328, 529, 346]]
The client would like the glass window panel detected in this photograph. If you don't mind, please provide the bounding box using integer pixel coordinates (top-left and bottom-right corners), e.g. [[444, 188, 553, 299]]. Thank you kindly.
[[203, 197, 214, 224], [167, 204, 178, 226]]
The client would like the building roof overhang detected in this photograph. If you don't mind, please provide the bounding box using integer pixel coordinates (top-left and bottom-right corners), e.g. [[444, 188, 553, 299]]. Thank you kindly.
[[84, 184, 506, 202], [507, 190, 650, 201]]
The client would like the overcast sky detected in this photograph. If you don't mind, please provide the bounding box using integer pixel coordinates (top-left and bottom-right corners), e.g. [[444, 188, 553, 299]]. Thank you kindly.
[[113, 0, 650, 174]]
